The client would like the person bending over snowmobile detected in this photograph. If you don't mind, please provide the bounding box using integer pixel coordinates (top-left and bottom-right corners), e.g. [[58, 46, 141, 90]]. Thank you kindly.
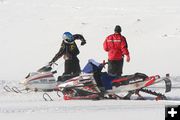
[[103, 25, 130, 77], [49, 32, 86, 82]]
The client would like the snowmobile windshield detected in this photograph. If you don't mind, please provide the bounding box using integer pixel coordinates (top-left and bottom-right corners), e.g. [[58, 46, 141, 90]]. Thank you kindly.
[[82, 59, 102, 73], [37, 65, 52, 72]]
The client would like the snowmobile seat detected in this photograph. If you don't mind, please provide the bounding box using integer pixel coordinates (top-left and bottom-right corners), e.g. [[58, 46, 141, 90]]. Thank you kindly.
[[112, 73, 148, 87], [57, 73, 79, 82]]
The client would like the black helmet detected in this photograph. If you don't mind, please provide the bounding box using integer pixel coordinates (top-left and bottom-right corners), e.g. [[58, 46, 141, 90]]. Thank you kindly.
[[114, 25, 121, 33]]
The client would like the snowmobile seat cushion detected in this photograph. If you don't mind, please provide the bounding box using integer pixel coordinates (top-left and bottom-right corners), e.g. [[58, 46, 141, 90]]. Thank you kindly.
[[119, 72, 148, 80], [134, 73, 148, 79], [100, 72, 115, 90]]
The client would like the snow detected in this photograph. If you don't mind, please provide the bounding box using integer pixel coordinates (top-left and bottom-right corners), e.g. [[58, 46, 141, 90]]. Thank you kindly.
[[1, 0, 180, 119], [1, 0, 180, 81], [1, 79, 180, 120]]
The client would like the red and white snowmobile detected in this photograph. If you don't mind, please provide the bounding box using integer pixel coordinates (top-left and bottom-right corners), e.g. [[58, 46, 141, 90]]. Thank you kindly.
[[3, 63, 79, 93], [57, 59, 172, 100], [3, 64, 59, 93], [19, 65, 58, 92], [19, 64, 81, 92]]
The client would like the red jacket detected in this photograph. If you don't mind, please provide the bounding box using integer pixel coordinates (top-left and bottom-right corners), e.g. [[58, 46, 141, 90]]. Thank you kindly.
[[103, 33, 129, 60]]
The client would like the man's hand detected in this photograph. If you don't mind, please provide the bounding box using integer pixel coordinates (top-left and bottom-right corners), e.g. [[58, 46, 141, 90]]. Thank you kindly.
[[126, 55, 130, 62], [48, 61, 53, 66]]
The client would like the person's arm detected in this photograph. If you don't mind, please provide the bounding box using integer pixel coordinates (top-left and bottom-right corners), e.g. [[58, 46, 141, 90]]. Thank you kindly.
[[103, 37, 109, 52], [121, 36, 130, 62], [103, 40, 108, 51], [73, 34, 86, 45], [49, 42, 65, 64]]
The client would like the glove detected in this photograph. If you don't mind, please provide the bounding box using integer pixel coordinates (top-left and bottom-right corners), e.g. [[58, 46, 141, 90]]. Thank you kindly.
[[81, 40, 86, 46], [48, 61, 53, 66]]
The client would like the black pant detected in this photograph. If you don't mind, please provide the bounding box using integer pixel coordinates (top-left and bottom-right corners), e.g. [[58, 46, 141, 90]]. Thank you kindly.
[[63, 57, 81, 75], [108, 59, 124, 77], [58, 57, 81, 82]]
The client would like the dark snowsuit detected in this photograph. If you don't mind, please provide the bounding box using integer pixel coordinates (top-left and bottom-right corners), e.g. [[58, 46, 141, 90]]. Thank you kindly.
[[50, 34, 86, 81]]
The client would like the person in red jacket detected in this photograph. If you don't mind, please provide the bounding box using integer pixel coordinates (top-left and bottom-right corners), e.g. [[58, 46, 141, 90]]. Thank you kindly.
[[103, 25, 130, 77]]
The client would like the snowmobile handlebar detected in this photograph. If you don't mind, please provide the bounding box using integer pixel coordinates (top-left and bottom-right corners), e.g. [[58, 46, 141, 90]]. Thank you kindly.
[[100, 60, 108, 67], [37, 62, 58, 72], [96, 60, 108, 71], [48, 62, 58, 66]]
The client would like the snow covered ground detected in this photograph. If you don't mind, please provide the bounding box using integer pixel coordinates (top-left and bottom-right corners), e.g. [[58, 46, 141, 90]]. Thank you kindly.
[[0, 78, 180, 120], [1, 0, 180, 119]]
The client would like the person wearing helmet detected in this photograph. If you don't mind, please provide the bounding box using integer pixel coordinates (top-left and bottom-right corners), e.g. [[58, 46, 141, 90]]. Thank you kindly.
[[49, 32, 86, 82], [103, 25, 130, 77]]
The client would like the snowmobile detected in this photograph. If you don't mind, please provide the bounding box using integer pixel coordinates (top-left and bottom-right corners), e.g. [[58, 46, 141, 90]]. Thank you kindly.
[[4, 65, 57, 93], [19, 64, 58, 92], [57, 59, 172, 100], [3, 64, 58, 93], [3, 63, 80, 93], [15, 64, 78, 92]]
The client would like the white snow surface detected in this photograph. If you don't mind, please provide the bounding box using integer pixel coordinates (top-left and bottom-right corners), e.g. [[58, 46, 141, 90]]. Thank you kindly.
[[1, 0, 180, 119], [1, 78, 180, 120]]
